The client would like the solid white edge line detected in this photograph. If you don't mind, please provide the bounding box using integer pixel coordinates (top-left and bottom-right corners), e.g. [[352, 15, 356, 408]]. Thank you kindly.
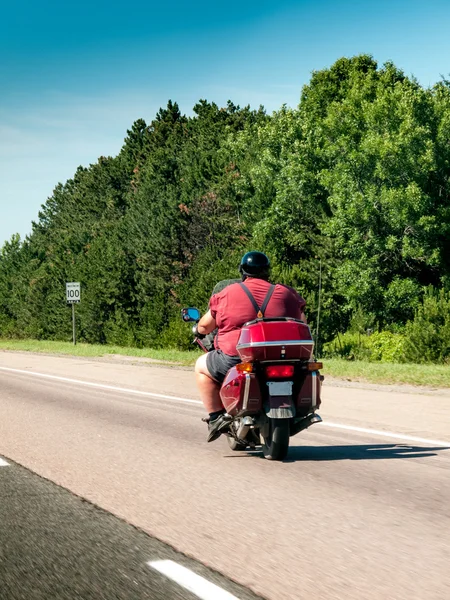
[[148, 560, 240, 600], [0, 458, 10, 467], [1, 365, 449, 447], [319, 422, 450, 448], [0, 366, 202, 405]]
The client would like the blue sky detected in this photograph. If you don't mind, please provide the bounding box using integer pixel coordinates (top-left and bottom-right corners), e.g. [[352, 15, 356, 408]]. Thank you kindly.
[[1, 0, 450, 245]]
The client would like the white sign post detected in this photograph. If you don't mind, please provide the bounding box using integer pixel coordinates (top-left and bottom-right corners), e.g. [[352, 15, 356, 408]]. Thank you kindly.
[[66, 282, 81, 345]]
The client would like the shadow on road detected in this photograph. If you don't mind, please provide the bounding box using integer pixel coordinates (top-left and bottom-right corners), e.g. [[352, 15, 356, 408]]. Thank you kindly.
[[224, 443, 450, 461], [284, 443, 450, 462]]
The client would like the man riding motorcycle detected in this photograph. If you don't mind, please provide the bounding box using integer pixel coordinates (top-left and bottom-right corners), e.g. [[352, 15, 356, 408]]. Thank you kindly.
[[201, 278, 241, 352], [194, 251, 307, 442]]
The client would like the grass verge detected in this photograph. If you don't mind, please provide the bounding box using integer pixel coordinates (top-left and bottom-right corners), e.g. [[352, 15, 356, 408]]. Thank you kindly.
[[0, 338, 449, 388], [0, 339, 201, 366], [324, 358, 450, 388]]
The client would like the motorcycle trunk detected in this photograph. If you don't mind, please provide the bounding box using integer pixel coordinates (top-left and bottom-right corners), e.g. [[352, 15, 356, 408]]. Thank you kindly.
[[220, 320, 321, 417], [236, 319, 314, 361]]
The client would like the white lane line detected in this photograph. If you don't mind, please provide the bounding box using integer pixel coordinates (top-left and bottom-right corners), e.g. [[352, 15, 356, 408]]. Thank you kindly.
[[1, 365, 449, 447], [148, 560, 240, 600], [0, 366, 202, 406], [0, 458, 10, 467], [320, 422, 450, 448]]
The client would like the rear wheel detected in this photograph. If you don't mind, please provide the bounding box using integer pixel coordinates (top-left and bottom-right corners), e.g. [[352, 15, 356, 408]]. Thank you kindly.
[[262, 418, 290, 461]]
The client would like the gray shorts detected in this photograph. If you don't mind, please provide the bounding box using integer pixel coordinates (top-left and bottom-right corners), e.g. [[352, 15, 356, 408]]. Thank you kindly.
[[206, 350, 241, 383]]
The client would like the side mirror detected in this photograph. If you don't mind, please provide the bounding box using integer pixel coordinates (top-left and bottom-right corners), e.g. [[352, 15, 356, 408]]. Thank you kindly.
[[181, 307, 201, 322]]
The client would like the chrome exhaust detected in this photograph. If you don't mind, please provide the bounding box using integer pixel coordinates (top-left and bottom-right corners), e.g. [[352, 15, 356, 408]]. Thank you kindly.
[[236, 416, 254, 440]]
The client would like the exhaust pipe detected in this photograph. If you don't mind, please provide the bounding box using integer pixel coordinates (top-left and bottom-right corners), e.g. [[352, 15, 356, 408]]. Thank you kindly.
[[290, 413, 322, 436], [236, 416, 254, 440]]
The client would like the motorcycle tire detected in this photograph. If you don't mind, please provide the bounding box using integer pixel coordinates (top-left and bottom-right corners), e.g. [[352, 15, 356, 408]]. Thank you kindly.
[[262, 418, 290, 461]]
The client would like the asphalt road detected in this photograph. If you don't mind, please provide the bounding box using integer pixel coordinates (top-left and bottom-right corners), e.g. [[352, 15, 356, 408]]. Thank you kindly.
[[0, 457, 261, 600], [1, 351, 450, 600]]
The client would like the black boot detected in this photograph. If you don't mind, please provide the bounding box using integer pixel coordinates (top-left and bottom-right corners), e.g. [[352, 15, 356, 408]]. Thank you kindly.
[[207, 413, 232, 442]]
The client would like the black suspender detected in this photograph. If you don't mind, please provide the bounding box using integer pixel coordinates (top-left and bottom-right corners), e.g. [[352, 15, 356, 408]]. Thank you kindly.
[[239, 282, 275, 319]]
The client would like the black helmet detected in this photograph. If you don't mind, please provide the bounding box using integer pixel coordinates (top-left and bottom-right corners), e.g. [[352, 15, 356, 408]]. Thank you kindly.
[[239, 251, 271, 279]]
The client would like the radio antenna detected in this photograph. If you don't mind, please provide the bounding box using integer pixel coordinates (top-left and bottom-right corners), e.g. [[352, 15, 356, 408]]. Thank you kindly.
[[315, 258, 322, 358]]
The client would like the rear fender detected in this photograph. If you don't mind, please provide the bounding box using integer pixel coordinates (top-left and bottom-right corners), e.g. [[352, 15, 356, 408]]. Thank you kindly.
[[265, 395, 295, 419]]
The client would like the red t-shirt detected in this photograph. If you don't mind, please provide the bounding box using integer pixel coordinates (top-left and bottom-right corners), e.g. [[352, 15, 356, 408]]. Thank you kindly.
[[209, 278, 306, 356]]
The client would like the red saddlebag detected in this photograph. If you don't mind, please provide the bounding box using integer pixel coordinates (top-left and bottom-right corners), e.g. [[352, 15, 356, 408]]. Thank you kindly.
[[220, 367, 262, 416]]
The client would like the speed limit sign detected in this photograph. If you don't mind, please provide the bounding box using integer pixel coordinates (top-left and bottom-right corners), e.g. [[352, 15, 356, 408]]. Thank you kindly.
[[66, 282, 81, 304]]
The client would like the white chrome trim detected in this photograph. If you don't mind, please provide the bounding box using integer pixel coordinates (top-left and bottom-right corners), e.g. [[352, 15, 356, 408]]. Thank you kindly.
[[258, 359, 303, 364], [243, 373, 251, 410], [237, 340, 314, 349], [311, 371, 317, 408]]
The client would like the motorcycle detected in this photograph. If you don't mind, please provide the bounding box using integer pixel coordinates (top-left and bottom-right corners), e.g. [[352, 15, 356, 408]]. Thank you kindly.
[[182, 307, 323, 461]]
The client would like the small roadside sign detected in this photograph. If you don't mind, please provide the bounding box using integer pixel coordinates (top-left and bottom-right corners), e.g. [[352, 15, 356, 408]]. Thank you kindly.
[[66, 282, 81, 304], [66, 282, 80, 345]]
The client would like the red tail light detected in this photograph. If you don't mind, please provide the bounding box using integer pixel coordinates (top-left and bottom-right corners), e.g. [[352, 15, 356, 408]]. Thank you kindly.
[[265, 365, 295, 379]]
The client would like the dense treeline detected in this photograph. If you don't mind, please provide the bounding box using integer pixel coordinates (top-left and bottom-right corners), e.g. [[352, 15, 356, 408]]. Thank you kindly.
[[1, 55, 450, 362]]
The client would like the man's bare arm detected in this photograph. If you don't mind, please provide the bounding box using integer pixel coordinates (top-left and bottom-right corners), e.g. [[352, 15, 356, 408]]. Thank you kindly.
[[198, 310, 217, 335]]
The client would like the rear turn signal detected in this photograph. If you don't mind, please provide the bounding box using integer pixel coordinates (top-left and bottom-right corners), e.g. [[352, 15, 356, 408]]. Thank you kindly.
[[307, 361, 323, 371], [236, 362, 253, 373], [265, 365, 295, 378]]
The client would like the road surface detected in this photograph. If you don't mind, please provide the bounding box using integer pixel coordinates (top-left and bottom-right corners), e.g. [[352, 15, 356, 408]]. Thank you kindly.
[[1, 351, 449, 599]]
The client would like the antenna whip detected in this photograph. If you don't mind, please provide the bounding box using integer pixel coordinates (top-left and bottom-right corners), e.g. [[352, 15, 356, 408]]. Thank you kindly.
[[315, 259, 322, 358]]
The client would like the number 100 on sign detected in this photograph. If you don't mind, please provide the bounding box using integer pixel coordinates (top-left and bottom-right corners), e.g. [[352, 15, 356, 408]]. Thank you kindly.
[[66, 282, 81, 304]]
